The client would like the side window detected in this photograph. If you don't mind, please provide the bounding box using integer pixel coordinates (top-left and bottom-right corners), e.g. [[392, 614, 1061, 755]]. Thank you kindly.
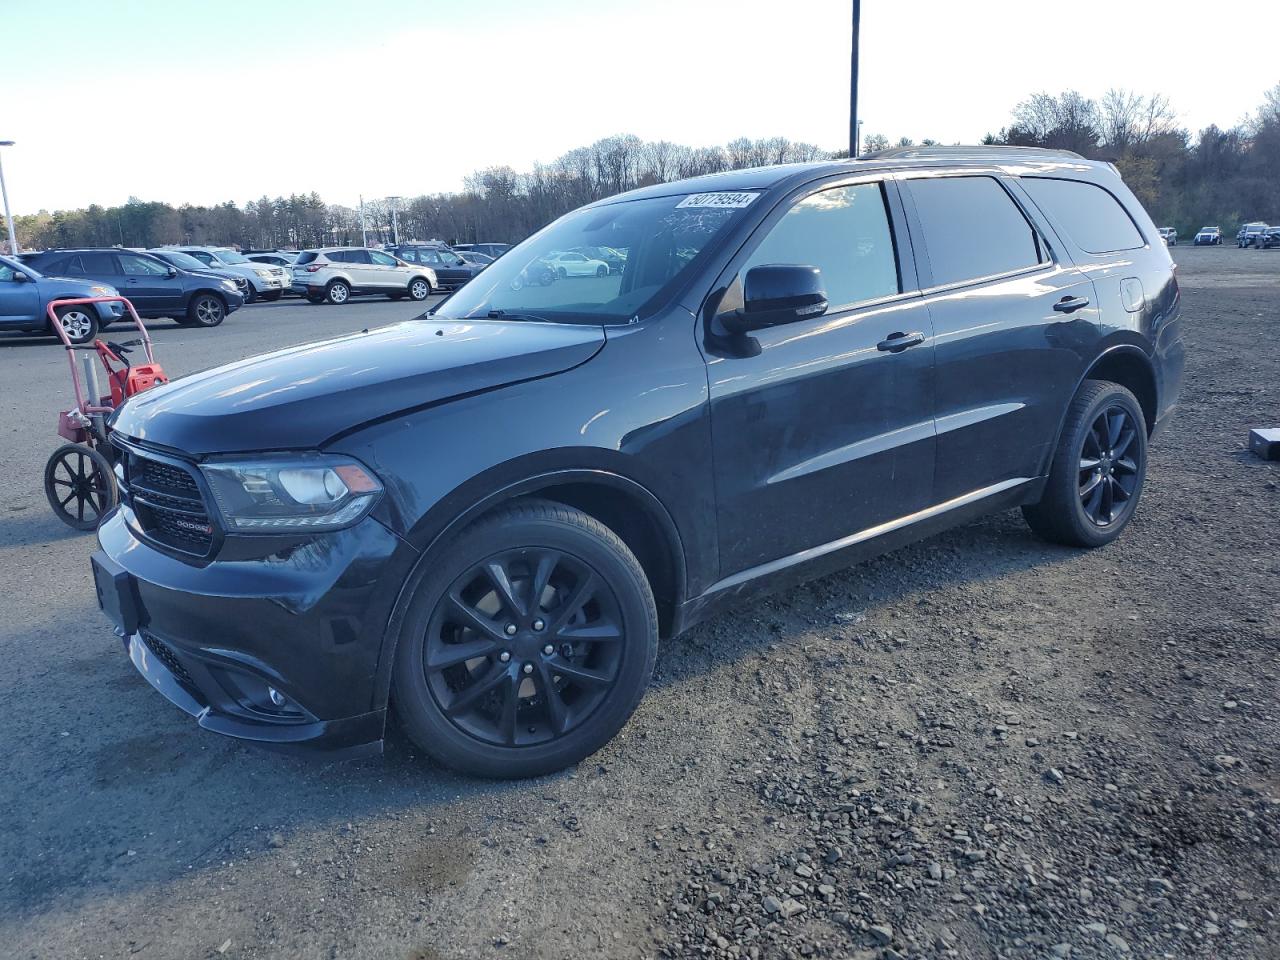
[[43, 256, 75, 275], [397, 250, 418, 263], [328, 251, 349, 263], [118, 254, 169, 276], [423, 251, 443, 265], [187, 251, 214, 266], [1019, 177, 1146, 254], [0, 263, 14, 282], [741, 182, 901, 309], [369, 250, 398, 266], [907, 176, 1045, 288], [79, 252, 119, 275], [347, 250, 373, 265]]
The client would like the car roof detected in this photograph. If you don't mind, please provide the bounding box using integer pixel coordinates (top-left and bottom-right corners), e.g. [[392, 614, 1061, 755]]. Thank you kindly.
[[592, 147, 1112, 207]]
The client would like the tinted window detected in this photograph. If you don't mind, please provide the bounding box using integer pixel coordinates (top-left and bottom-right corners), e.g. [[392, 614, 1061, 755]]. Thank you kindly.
[[327, 251, 349, 263], [346, 250, 372, 264], [908, 176, 1044, 287], [741, 182, 900, 309], [295, 252, 318, 265], [61, 252, 118, 276], [118, 253, 169, 276], [1020, 177, 1145, 254]]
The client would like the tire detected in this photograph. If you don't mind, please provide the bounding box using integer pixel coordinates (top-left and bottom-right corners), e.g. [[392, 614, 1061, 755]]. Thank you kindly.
[[186, 294, 226, 328], [596, 265, 608, 277], [1022, 380, 1148, 548], [306, 294, 325, 305], [44, 443, 117, 531], [556, 267, 568, 280], [407, 277, 432, 301], [325, 279, 351, 305], [392, 499, 659, 778], [52, 304, 98, 345]]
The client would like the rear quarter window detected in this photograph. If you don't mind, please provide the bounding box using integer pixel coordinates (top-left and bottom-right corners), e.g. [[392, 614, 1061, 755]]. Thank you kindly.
[[1019, 177, 1146, 254], [906, 176, 1046, 288]]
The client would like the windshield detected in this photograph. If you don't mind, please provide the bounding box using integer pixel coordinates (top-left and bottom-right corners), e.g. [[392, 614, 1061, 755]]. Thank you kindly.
[[434, 192, 757, 323], [0, 255, 41, 279], [158, 251, 209, 271], [214, 249, 249, 264]]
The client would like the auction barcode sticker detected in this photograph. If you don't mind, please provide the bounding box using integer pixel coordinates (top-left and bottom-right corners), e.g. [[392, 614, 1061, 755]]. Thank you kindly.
[[676, 192, 759, 209]]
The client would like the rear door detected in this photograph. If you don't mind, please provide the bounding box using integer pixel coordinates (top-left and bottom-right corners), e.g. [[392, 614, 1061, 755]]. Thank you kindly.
[[899, 173, 1101, 502], [343, 249, 377, 290], [116, 252, 185, 315], [705, 177, 936, 575]]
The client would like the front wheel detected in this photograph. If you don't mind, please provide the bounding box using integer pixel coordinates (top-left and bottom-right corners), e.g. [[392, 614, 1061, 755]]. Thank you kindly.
[[52, 304, 98, 345], [1023, 380, 1148, 548], [44, 443, 117, 530], [596, 265, 608, 277], [393, 500, 658, 778], [407, 277, 432, 301], [186, 294, 226, 328]]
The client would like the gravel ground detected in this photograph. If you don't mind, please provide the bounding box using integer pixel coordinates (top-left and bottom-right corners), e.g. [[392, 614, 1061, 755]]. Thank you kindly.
[[1, 249, 1276, 959]]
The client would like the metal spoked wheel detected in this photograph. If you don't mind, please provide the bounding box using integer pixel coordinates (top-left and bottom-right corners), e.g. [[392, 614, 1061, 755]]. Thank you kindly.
[[423, 548, 625, 748], [189, 294, 225, 327], [326, 280, 350, 305], [1078, 404, 1142, 527], [409, 278, 431, 301], [54, 305, 98, 345], [44, 443, 118, 531]]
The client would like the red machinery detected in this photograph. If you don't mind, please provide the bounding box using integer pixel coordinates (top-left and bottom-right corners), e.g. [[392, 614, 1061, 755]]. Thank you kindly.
[[44, 297, 168, 529]]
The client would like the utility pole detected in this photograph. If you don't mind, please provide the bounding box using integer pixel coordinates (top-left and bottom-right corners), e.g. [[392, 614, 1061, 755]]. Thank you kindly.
[[0, 140, 18, 254], [849, 0, 861, 157]]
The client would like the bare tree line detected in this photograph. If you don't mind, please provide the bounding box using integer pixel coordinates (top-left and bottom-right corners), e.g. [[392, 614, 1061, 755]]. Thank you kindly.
[[7, 86, 1280, 252]]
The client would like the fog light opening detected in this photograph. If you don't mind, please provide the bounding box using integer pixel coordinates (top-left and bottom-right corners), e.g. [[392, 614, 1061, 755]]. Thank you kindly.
[[268, 686, 287, 708]]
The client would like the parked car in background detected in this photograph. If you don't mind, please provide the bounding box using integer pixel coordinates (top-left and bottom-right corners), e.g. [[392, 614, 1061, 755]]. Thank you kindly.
[[546, 250, 611, 278], [1194, 226, 1222, 245], [1236, 222, 1268, 247], [455, 250, 495, 266], [0, 253, 123, 344], [91, 147, 1184, 777], [389, 243, 485, 291], [245, 251, 300, 267], [511, 258, 557, 288], [291, 248, 438, 304], [571, 244, 627, 275], [1157, 227, 1177, 246], [164, 246, 290, 301], [454, 242, 512, 259], [148, 249, 251, 301], [21, 248, 243, 328], [1258, 225, 1280, 248]]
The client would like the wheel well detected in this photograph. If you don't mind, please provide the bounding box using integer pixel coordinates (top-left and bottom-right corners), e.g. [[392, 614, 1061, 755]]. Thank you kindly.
[[520, 481, 681, 638], [1084, 350, 1157, 435], [191, 288, 226, 304]]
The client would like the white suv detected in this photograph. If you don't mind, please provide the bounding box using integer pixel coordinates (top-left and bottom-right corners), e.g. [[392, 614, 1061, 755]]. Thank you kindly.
[[164, 246, 291, 301], [291, 248, 438, 305]]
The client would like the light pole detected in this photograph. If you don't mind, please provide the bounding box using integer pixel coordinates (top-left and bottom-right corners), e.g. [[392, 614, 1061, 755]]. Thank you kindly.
[[849, 0, 861, 157], [387, 196, 403, 246], [0, 140, 17, 255]]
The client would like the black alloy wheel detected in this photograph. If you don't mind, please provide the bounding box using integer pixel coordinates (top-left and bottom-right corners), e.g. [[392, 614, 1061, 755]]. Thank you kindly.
[[44, 443, 118, 530], [393, 500, 657, 778], [1023, 379, 1147, 548], [186, 294, 225, 327], [1077, 405, 1142, 527]]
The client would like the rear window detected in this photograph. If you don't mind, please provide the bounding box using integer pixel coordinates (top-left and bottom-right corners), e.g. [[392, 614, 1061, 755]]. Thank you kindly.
[[1021, 177, 1146, 254], [907, 176, 1046, 288], [295, 252, 318, 265]]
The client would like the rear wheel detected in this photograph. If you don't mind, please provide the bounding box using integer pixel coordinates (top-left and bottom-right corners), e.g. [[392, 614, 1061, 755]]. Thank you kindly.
[[556, 267, 568, 280], [52, 304, 98, 345], [596, 264, 608, 277], [44, 444, 117, 531], [408, 278, 432, 301], [393, 500, 658, 778], [325, 279, 351, 305], [185, 294, 226, 328], [1023, 380, 1147, 548]]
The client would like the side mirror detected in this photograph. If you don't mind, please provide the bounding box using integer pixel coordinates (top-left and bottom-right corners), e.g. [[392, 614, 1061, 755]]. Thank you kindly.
[[723, 264, 828, 334], [167, 268, 178, 277], [12, 271, 29, 283]]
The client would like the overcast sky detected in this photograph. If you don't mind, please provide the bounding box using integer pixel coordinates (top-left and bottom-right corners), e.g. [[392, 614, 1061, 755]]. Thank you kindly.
[[4, 0, 1277, 214]]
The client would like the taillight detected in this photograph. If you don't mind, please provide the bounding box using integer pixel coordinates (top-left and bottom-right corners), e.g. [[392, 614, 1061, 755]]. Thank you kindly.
[[306, 265, 322, 272]]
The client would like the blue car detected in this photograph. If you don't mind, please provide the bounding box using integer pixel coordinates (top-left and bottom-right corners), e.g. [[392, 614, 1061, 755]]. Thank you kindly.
[[0, 254, 124, 344]]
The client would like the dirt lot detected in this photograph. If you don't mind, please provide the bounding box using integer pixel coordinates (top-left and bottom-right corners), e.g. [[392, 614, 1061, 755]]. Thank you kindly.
[[1, 249, 1277, 959]]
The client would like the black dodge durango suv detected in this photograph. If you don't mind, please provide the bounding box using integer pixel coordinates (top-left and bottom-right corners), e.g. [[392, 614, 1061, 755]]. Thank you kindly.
[[92, 147, 1185, 777]]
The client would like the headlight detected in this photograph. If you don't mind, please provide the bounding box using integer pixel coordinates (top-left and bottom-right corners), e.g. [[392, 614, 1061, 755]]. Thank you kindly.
[[222, 279, 240, 292], [200, 454, 383, 533], [90, 285, 116, 296], [253, 268, 272, 278]]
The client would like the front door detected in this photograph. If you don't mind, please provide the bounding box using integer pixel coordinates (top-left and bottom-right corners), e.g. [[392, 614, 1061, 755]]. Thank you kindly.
[[0, 260, 40, 325], [705, 178, 936, 577], [115, 252, 185, 315], [368, 249, 403, 289]]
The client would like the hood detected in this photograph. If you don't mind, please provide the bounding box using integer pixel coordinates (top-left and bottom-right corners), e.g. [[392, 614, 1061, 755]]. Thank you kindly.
[[112, 317, 605, 454], [187, 267, 242, 283], [37, 274, 117, 297]]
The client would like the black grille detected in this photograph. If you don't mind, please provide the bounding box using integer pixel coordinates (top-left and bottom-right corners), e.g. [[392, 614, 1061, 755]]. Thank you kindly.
[[118, 443, 215, 556], [141, 631, 196, 689]]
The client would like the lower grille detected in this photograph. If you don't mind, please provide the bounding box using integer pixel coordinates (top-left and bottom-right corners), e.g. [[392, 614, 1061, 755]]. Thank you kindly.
[[141, 631, 196, 689], [117, 443, 215, 557]]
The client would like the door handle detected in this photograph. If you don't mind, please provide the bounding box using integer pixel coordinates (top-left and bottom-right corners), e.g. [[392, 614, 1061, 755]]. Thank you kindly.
[[877, 331, 926, 352], [1053, 295, 1090, 313]]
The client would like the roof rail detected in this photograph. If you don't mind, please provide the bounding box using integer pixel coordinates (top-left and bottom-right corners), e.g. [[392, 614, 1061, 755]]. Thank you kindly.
[[866, 145, 1086, 161]]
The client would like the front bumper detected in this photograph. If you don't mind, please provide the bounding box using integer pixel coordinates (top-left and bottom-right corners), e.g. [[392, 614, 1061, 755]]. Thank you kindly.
[[94, 506, 416, 758], [249, 272, 290, 293], [95, 301, 126, 323]]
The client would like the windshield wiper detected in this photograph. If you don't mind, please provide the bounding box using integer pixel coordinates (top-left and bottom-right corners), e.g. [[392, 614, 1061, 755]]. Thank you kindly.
[[484, 309, 547, 322]]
